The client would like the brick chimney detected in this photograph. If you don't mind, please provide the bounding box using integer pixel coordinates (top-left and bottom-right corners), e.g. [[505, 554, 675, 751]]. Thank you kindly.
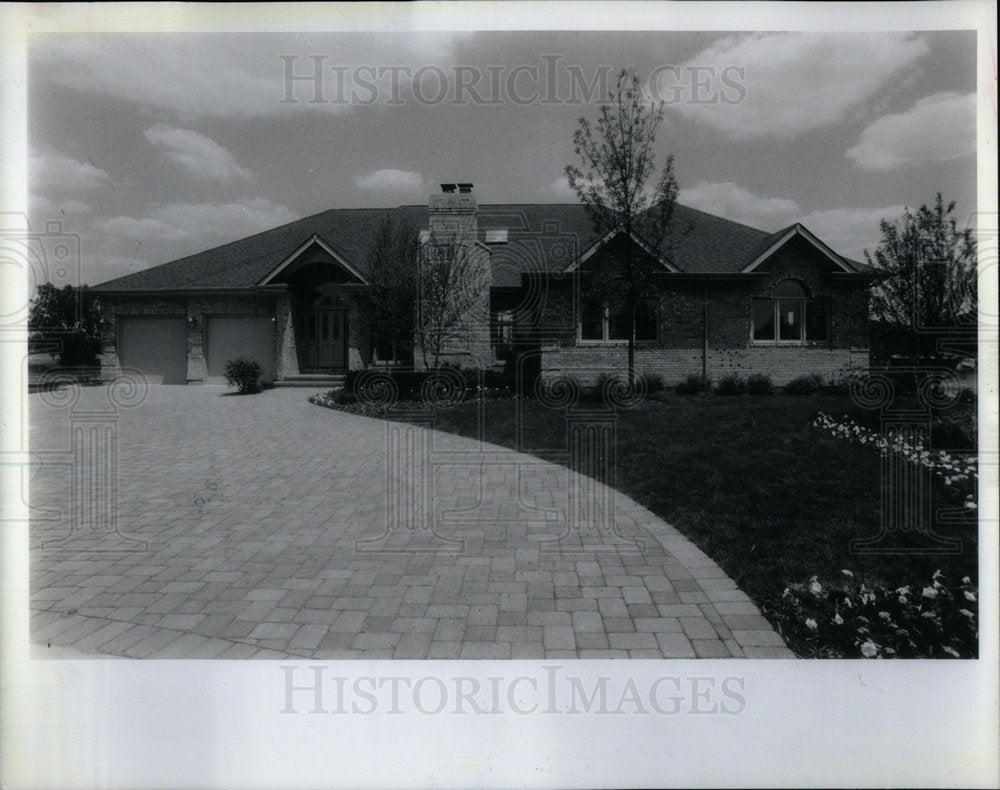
[[429, 182, 477, 245]]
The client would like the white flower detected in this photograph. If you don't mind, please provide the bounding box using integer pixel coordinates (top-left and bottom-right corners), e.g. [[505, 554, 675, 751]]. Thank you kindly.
[[805, 618, 818, 631], [959, 609, 974, 618], [833, 612, 844, 625], [860, 641, 878, 658], [898, 596, 908, 604], [964, 590, 976, 602], [942, 646, 960, 658], [809, 578, 823, 595], [841, 569, 854, 578], [878, 611, 891, 620], [922, 586, 938, 599]]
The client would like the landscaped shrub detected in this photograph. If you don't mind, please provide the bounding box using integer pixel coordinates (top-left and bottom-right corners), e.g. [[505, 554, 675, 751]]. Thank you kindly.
[[675, 373, 711, 394], [784, 373, 823, 395], [769, 570, 978, 658], [644, 373, 666, 395], [746, 373, 774, 395], [714, 372, 747, 395], [224, 358, 263, 394], [819, 378, 850, 396]]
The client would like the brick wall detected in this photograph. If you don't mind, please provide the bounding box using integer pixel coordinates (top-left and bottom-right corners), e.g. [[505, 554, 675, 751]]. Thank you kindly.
[[541, 345, 868, 386], [533, 233, 870, 385]]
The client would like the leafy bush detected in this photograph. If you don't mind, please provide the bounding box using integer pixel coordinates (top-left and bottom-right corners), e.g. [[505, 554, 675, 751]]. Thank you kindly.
[[746, 373, 774, 395], [714, 373, 747, 395], [784, 373, 823, 395], [675, 373, 711, 394], [770, 570, 978, 658], [224, 358, 263, 394], [644, 373, 666, 395]]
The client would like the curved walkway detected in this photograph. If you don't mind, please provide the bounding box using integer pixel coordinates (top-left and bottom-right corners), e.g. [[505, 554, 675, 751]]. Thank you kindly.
[[28, 384, 792, 659]]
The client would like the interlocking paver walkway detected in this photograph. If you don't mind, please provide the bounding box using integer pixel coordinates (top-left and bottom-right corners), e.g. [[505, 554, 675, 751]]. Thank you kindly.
[[28, 384, 792, 659]]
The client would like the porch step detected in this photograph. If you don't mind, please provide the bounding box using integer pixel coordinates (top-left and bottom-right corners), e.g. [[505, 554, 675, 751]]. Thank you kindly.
[[274, 373, 346, 389]]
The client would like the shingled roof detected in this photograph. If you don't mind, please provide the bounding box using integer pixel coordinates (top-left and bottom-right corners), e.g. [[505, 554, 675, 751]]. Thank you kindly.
[[91, 202, 864, 292]]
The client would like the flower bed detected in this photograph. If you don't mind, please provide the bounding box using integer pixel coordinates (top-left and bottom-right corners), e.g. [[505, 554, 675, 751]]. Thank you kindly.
[[813, 412, 977, 511], [770, 570, 978, 658]]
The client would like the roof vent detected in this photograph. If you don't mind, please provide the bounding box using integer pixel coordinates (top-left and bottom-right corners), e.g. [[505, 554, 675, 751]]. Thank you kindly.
[[485, 229, 508, 244]]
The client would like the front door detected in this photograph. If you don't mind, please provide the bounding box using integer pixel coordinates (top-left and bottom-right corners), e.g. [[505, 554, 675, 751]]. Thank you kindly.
[[305, 307, 345, 369]]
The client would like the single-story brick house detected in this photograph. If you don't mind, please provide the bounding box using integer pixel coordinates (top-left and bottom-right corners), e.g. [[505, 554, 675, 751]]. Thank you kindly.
[[89, 183, 872, 387]]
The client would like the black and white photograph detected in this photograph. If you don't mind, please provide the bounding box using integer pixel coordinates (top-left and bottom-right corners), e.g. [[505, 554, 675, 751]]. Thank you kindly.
[[2, 1, 997, 787]]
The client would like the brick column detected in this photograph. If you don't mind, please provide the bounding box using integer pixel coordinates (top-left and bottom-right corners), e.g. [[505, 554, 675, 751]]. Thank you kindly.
[[185, 300, 206, 383]]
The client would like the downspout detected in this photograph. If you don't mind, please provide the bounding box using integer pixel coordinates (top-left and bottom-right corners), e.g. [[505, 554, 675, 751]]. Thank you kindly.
[[702, 283, 709, 380]]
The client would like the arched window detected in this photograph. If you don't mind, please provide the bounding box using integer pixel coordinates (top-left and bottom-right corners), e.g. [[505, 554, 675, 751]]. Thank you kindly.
[[752, 280, 829, 344]]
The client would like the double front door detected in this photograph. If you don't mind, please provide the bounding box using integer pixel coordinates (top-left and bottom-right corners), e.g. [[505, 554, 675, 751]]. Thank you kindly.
[[305, 307, 345, 369]]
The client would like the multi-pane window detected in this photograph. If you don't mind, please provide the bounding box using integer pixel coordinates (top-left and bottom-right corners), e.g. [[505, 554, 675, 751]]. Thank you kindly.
[[752, 280, 829, 344], [581, 298, 658, 342], [491, 309, 515, 350]]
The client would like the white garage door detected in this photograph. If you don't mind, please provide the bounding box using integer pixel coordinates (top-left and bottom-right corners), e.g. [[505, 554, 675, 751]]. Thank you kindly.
[[206, 315, 275, 382], [118, 316, 188, 385]]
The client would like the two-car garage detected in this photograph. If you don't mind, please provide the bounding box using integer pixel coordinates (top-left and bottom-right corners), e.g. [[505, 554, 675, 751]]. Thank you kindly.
[[117, 313, 274, 385]]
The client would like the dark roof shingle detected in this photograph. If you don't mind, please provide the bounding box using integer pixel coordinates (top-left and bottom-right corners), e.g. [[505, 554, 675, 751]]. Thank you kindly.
[[91, 202, 861, 291]]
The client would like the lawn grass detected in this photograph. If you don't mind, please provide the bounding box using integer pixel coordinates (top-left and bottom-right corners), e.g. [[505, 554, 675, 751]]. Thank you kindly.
[[388, 391, 978, 655]]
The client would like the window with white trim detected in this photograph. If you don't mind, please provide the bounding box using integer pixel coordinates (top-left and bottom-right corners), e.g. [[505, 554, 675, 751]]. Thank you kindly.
[[752, 280, 829, 344], [580, 298, 658, 343]]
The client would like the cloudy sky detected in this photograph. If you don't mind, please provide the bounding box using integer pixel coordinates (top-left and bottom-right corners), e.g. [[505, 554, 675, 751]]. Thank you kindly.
[[27, 29, 977, 285]]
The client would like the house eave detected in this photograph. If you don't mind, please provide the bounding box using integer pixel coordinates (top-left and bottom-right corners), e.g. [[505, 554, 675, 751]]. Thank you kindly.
[[88, 285, 290, 298]]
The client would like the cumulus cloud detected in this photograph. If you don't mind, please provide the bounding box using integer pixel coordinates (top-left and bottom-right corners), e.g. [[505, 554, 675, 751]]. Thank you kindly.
[[798, 205, 907, 262], [143, 125, 253, 180], [845, 92, 976, 170], [663, 32, 930, 139], [678, 181, 800, 230], [31, 33, 473, 119], [101, 197, 298, 246], [30, 151, 109, 193], [549, 176, 576, 199], [355, 169, 426, 194], [677, 180, 903, 261], [29, 194, 92, 216]]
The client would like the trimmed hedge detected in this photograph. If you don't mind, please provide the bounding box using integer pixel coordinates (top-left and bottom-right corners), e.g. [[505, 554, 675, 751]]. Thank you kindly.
[[784, 373, 824, 395], [714, 373, 747, 396], [675, 373, 712, 394]]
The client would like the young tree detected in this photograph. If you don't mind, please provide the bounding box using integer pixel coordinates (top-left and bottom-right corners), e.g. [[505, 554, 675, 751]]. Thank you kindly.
[[866, 194, 977, 359], [565, 67, 680, 384], [28, 282, 102, 365], [357, 216, 418, 368], [414, 232, 489, 370]]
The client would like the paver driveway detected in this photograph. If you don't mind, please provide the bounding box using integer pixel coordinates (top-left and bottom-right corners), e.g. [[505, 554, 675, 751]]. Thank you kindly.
[[28, 384, 792, 659]]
